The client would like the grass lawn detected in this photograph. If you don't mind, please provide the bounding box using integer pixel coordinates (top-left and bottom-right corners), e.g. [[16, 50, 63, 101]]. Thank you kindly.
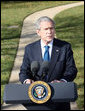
[[54, 5, 84, 110], [1, 1, 83, 109]]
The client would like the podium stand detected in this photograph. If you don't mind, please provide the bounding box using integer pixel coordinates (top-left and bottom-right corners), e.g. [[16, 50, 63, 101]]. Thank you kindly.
[[3, 82, 78, 110]]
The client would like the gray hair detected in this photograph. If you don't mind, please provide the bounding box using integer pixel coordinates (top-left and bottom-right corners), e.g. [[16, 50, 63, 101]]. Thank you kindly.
[[35, 16, 55, 30]]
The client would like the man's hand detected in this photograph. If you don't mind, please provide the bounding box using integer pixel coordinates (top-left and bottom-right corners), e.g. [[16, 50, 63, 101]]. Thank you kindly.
[[51, 80, 64, 83], [25, 79, 34, 84]]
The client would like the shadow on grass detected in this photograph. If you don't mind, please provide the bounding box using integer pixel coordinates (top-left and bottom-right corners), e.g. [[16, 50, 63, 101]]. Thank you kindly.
[[1, 28, 21, 40], [54, 15, 84, 49]]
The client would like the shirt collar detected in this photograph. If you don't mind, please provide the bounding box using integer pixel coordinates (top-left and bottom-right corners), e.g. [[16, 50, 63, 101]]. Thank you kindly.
[[41, 39, 53, 48]]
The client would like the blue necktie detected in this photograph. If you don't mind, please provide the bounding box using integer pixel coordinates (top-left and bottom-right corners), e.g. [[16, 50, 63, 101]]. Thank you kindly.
[[44, 46, 50, 61]]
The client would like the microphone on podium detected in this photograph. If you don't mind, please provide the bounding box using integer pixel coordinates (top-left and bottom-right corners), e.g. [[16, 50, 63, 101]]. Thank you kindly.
[[39, 61, 49, 81], [31, 61, 40, 79], [31, 61, 49, 81]]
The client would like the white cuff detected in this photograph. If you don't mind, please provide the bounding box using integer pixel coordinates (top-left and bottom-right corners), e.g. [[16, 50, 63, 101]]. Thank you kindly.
[[60, 79, 67, 83], [23, 79, 30, 84]]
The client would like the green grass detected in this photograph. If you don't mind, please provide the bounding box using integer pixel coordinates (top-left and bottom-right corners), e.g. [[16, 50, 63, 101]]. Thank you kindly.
[[1, 1, 78, 26], [54, 5, 84, 110], [1, 1, 82, 108]]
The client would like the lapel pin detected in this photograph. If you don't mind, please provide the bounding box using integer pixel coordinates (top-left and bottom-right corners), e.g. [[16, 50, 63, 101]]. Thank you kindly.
[[56, 49, 59, 52]]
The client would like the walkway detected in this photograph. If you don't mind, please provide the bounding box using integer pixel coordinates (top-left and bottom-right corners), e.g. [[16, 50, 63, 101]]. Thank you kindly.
[[1, 1, 84, 110]]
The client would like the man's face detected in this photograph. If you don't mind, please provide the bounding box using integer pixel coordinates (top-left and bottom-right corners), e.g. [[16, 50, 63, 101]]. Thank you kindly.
[[36, 21, 55, 44]]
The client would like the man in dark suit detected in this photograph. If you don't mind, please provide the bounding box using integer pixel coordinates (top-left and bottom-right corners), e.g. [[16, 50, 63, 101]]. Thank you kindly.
[[19, 16, 77, 110]]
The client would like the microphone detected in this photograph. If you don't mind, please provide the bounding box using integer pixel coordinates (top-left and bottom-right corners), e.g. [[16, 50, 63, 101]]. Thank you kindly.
[[40, 61, 49, 81], [31, 61, 40, 78]]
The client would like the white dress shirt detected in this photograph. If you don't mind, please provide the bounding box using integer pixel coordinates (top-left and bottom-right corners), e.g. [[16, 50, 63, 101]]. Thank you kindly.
[[40, 39, 53, 60]]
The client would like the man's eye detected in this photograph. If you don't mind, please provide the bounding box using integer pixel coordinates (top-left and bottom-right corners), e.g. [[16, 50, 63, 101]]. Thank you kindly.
[[50, 27, 54, 30], [44, 28, 48, 30], [44, 27, 54, 30]]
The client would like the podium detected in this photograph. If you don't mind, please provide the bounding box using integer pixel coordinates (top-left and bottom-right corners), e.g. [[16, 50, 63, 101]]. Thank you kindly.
[[3, 82, 78, 110]]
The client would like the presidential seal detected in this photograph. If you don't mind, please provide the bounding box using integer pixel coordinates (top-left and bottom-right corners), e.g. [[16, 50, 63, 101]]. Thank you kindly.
[[28, 81, 51, 104]]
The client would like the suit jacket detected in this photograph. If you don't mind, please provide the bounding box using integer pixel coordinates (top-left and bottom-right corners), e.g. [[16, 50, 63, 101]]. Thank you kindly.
[[19, 38, 77, 110], [19, 38, 77, 83]]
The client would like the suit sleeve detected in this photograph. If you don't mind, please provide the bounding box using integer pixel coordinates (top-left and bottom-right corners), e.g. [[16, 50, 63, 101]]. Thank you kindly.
[[62, 43, 78, 82], [19, 46, 32, 83]]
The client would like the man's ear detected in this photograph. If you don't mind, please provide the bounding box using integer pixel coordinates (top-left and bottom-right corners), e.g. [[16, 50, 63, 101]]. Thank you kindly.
[[36, 30, 40, 36]]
